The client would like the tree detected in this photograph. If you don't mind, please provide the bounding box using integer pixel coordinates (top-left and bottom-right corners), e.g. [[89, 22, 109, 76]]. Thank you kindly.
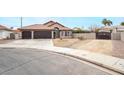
[[107, 20, 113, 26], [120, 22, 124, 26], [88, 25, 100, 32], [102, 19, 108, 26], [102, 19, 113, 26], [73, 27, 84, 33]]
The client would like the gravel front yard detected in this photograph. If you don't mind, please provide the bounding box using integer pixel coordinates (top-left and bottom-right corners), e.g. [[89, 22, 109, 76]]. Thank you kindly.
[[53, 39, 124, 59], [0, 40, 13, 44]]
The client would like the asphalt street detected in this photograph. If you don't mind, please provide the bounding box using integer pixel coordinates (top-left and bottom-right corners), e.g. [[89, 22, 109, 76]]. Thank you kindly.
[[0, 48, 115, 75]]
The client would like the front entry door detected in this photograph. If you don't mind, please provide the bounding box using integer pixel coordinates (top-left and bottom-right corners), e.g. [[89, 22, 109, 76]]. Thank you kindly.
[[53, 27, 60, 38], [53, 32, 56, 39]]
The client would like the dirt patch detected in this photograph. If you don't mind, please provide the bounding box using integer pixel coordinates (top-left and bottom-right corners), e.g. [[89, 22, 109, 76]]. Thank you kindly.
[[0, 40, 13, 44], [53, 39, 79, 47], [53, 39, 124, 59]]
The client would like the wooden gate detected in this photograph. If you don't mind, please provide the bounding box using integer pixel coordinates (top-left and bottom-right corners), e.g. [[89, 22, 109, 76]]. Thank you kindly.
[[96, 32, 111, 39]]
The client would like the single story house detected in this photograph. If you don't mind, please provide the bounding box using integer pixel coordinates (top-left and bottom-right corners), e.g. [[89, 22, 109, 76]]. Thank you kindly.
[[98, 26, 124, 40], [112, 25, 124, 32], [18, 21, 73, 39], [99, 26, 113, 32], [109, 25, 124, 41], [100, 25, 124, 32], [0, 25, 13, 39]]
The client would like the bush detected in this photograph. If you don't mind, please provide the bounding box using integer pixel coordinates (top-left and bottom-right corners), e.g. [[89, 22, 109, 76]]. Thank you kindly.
[[73, 30, 91, 33], [78, 37, 84, 40]]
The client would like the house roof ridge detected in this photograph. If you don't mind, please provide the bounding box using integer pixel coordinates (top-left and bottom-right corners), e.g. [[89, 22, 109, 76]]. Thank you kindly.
[[43, 20, 56, 25], [18, 20, 73, 31], [0, 24, 12, 30]]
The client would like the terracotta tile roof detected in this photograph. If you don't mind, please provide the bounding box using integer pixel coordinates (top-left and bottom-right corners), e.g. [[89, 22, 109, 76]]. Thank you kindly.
[[19, 24, 50, 30], [47, 22, 71, 30], [100, 26, 124, 31], [0, 25, 12, 31], [43, 21, 56, 26], [13, 29, 21, 32], [19, 21, 73, 31]]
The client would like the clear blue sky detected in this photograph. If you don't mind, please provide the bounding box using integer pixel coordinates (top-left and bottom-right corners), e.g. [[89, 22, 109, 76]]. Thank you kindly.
[[0, 17, 124, 29]]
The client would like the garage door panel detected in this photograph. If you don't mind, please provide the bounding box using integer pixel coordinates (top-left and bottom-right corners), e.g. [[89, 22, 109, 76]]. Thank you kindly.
[[34, 31, 51, 39], [22, 31, 31, 39]]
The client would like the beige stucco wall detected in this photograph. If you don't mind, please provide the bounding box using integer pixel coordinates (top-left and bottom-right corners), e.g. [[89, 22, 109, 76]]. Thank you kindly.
[[121, 32, 124, 41], [60, 31, 72, 38], [111, 32, 121, 40], [73, 33, 96, 39], [0, 30, 13, 39], [16, 32, 22, 39]]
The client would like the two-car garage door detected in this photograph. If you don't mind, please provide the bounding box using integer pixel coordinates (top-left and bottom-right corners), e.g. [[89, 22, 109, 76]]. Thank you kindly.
[[22, 31, 51, 39], [22, 31, 31, 39], [34, 31, 51, 39]]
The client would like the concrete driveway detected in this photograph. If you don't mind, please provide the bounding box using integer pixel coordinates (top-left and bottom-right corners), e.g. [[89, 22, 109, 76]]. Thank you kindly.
[[0, 39, 53, 48], [0, 48, 116, 75]]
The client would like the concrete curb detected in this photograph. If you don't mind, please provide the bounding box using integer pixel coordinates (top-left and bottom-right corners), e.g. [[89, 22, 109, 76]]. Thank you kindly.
[[58, 53, 124, 74], [0, 45, 124, 74], [34, 48, 124, 75]]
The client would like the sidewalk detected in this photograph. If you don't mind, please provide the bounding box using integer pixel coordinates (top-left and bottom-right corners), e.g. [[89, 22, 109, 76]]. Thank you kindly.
[[0, 43, 124, 74], [35, 46, 124, 74]]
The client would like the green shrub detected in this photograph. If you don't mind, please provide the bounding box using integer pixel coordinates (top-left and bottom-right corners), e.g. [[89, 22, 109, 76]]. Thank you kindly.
[[73, 30, 91, 33]]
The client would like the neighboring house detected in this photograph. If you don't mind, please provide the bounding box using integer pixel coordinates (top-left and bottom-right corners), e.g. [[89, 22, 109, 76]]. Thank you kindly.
[[93, 26, 112, 39], [98, 26, 124, 40], [111, 26, 124, 41], [100, 25, 124, 32], [99, 26, 113, 32], [12, 30, 22, 39], [112, 25, 124, 32], [0, 25, 13, 39], [18, 21, 73, 39]]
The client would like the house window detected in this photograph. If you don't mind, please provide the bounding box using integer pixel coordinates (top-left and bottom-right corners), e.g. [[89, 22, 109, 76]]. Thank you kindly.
[[65, 31, 71, 36], [65, 32, 68, 36], [68, 31, 70, 36]]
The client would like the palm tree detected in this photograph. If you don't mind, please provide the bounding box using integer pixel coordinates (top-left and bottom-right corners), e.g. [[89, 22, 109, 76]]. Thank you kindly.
[[102, 19, 108, 26], [102, 19, 113, 26], [107, 20, 113, 26]]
